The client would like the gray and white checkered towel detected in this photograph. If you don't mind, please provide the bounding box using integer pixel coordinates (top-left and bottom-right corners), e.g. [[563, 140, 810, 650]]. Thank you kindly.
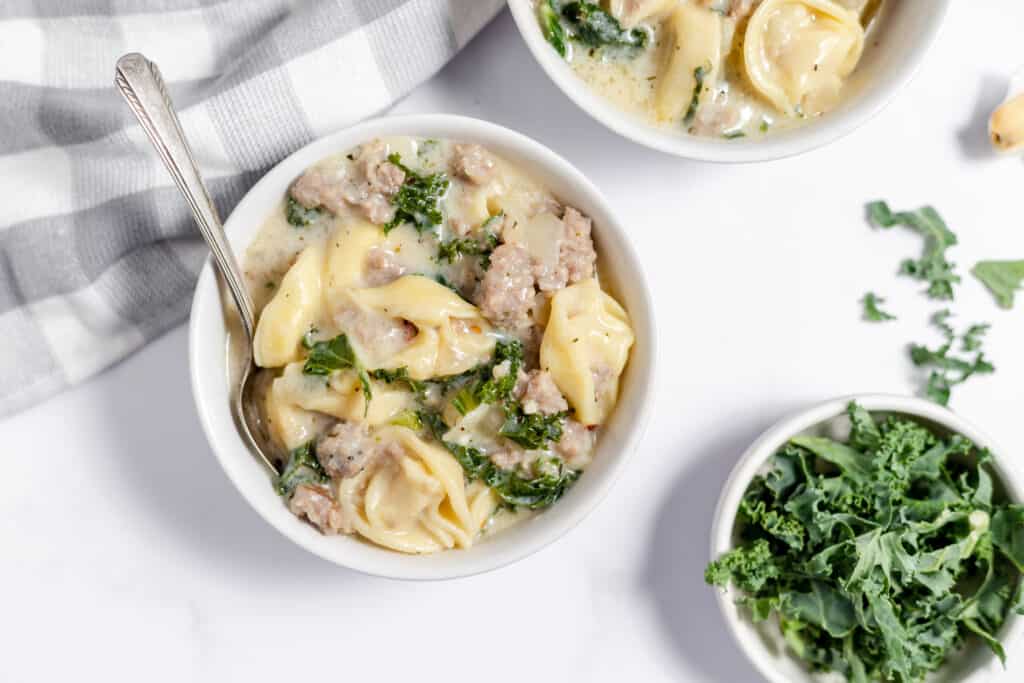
[[0, 0, 504, 417]]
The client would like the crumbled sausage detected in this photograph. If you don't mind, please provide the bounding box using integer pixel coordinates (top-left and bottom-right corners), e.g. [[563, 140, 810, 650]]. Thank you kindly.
[[290, 167, 349, 214], [555, 419, 595, 469], [361, 143, 405, 195], [451, 143, 496, 184], [316, 420, 377, 479], [287, 140, 405, 225], [476, 243, 536, 329], [534, 207, 597, 292], [520, 370, 568, 416], [334, 305, 417, 359], [289, 484, 351, 534], [560, 207, 597, 285], [364, 247, 406, 287], [491, 444, 529, 471]]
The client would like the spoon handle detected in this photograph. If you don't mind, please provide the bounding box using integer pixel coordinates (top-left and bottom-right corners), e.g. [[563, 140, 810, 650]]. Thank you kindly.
[[114, 52, 256, 340]]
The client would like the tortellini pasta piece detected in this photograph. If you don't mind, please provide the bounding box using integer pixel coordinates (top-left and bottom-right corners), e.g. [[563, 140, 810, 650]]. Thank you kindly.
[[337, 427, 484, 554], [253, 243, 324, 368], [264, 363, 411, 449], [540, 279, 634, 427], [324, 219, 386, 300], [348, 275, 496, 379], [655, 4, 724, 122], [608, 0, 678, 28], [743, 0, 865, 117]]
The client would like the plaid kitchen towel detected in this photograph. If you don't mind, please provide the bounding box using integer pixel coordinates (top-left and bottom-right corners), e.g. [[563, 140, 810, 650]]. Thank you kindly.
[[0, 0, 504, 417]]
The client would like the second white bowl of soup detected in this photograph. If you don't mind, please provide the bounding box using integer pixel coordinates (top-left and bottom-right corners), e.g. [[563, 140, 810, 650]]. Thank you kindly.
[[189, 115, 656, 579], [508, 0, 952, 161]]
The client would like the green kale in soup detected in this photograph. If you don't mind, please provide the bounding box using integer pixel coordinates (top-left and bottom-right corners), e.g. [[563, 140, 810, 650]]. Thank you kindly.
[[276, 441, 328, 497], [539, 0, 568, 57], [540, 1, 647, 59], [285, 196, 322, 227], [384, 153, 450, 234], [302, 332, 373, 406], [419, 408, 578, 510], [561, 2, 647, 51], [706, 402, 1024, 683]]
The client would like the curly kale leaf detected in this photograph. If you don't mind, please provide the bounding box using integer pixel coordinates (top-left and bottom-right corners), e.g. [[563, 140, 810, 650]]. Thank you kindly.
[[275, 441, 328, 497], [539, 0, 568, 57], [384, 153, 449, 234], [973, 260, 1024, 309], [368, 366, 428, 401], [449, 339, 524, 415], [418, 408, 578, 509], [706, 402, 1022, 682], [499, 407, 567, 450], [437, 224, 500, 267], [867, 201, 960, 300], [910, 310, 994, 406], [561, 2, 647, 50], [303, 333, 372, 409], [862, 292, 897, 322]]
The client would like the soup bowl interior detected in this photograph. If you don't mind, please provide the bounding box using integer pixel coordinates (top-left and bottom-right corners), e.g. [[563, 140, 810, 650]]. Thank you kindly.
[[507, 0, 953, 162], [710, 394, 1024, 683], [189, 114, 657, 580]]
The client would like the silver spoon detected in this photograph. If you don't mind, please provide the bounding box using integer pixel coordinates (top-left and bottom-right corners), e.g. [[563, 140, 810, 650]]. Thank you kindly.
[[114, 52, 280, 477]]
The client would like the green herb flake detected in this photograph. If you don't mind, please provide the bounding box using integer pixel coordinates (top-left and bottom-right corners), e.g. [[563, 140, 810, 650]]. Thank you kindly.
[[706, 403, 1023, 682], [861, 292, 896, 322], [383, 153, 450, 235], [683, 65, 707, 126], [723, 130, 746, 140], [285, 196, 322, 227], [388, 410, 423, 431], [973, 260, 1024, 309], [866, 201, 960, 300]]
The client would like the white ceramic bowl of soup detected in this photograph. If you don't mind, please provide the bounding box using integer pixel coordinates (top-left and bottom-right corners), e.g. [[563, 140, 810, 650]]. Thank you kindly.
[[711, 394, 1024, 683], [189, 114, 657, 580], [508, 0, 952, 162]]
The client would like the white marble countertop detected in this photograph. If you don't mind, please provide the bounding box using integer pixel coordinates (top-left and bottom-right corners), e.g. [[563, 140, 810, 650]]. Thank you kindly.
[[3, 4, 1024, 681]]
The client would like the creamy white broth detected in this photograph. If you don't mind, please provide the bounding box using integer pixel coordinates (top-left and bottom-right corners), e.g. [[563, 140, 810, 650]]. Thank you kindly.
[[242, 136, 635, 554], [535, 0, 883, 139]]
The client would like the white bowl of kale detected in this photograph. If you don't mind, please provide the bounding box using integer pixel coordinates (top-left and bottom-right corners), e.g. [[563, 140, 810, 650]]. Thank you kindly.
[[708, 395, 1024, 683]]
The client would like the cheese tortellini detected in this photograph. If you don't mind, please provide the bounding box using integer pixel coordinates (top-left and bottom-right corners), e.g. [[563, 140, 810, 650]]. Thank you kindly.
[[535, 0, 879, 138], [743, 0, 865, 117], [348, 275, 496, 379], [338, 427, 494, 554], [253, 243, 323, 368], [244, 136, 636, 555], [540, 279, 635, 427], [655, 4, 724, 122]]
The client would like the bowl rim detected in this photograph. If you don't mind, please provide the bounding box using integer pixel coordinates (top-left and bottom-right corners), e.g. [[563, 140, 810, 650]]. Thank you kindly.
[[188, 113, 658, 580], [710, 393, 1024, 682], [506, 0, 954, 163]]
